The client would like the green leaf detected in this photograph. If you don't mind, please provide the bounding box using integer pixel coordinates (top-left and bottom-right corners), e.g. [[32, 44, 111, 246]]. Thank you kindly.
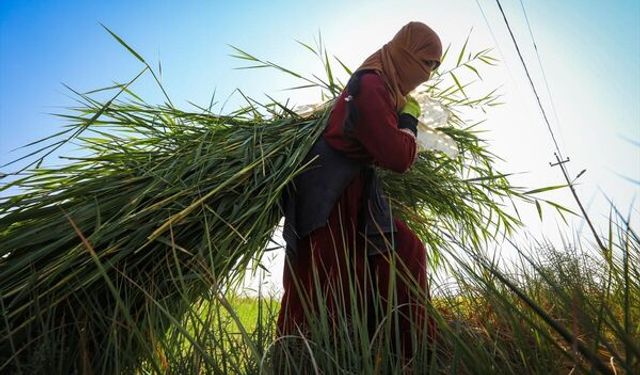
[[334, 56, 353, 75], [524, 184, 568, 195], [100, 23, 146, 64], [464, 63, 483, 80], [450, 72, 467, 97], [535, 199, 543, 220], [457, 28, 472, 67]]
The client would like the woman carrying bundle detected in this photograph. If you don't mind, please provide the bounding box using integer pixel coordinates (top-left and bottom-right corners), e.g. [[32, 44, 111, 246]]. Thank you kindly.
[[278, 21, 443, 368]]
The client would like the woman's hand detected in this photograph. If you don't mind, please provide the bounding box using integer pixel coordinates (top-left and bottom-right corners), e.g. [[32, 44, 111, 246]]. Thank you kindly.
[[399, 96, 420, 166], [398, 128, 419, 165], [399, 128, 416, 140]]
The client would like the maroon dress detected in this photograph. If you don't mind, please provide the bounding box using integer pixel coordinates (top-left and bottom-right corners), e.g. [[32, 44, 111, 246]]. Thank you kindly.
[[277, 71, 432, 355]]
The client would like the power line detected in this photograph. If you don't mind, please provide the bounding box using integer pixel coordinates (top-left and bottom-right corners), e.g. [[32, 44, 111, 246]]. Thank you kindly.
[[517, 0, 565, 148], [474, 0, 566, 157], [473, 0, 518, 85], [493, 0, 564, 159], [493, 0, 608, 253]]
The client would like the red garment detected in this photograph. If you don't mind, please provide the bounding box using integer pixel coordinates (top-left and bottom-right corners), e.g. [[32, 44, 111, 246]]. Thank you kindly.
[[277, 72, 432, 356], [322, 73, 417, 171]]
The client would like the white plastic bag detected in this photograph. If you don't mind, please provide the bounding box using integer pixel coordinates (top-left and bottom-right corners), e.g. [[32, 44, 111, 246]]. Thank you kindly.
[[414, 93, 459, 158]]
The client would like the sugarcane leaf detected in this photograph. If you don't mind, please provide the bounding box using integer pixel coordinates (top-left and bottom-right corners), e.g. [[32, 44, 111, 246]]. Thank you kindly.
[[535, 199, 543, 220], [524, 184, 568, 195], [295, 40, 317, 55], [449, 72, 467, 97], [457, 28, 472, 67], [544, 200, 578, 216], [334, 56, 353, 75], [100, 23, 146, 64], [464, 63, 483, 80]]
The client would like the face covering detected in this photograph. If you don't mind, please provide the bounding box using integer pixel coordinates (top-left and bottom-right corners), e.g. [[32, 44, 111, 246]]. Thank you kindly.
[[354, 21, 443, 111]]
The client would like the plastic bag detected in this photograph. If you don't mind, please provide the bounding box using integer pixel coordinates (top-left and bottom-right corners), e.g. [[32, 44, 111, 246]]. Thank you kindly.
[[414, 93, 459, 158]]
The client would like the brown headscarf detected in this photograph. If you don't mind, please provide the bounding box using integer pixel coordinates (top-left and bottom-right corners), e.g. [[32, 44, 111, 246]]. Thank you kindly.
[[355, 21, 443, 111]]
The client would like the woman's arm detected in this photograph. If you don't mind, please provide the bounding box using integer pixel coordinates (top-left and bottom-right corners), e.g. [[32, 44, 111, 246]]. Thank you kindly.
[[352, 73, 417, 173]]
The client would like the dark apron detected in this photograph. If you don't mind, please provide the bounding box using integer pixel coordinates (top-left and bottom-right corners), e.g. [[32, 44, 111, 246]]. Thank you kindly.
[[281, 137, 397, 256]]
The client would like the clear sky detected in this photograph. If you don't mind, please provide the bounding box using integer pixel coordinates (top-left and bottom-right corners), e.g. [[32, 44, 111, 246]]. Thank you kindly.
[[1, 1, 639, 293]]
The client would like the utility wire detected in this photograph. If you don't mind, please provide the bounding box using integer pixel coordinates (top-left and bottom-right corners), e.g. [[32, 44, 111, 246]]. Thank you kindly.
[[517, 0, 565, 148], [493, 0, 608, 255], [493, 0, 564, 159], [473, 0, 518, 84]]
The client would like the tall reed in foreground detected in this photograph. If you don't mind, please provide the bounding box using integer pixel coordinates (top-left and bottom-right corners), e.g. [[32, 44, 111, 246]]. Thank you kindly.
[[154, 208, 635, 374]]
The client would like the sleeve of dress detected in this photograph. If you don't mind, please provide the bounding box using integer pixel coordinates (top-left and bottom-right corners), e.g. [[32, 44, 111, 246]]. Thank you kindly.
[[352, 74, 417, 173]]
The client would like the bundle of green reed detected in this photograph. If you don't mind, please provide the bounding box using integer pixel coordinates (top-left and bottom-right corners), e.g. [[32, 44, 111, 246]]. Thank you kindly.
[[0, 29, 564, 373]]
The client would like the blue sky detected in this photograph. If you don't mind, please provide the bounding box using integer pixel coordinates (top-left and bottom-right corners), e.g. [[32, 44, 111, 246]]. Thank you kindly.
[[1, 1, 639, 291], [1, 0, 638, 159]]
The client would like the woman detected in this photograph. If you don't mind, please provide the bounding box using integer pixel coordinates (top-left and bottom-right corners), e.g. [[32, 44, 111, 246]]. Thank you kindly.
[[278, 21, 443, 364]]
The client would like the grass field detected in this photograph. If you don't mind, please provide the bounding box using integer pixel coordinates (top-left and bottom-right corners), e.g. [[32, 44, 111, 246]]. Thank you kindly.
[[134, 217, 638, 374]]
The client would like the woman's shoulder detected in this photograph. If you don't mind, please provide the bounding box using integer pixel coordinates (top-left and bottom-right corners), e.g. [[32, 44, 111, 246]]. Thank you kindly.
[[358, 70, 385, 89], [355, 70, 393, 106]]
